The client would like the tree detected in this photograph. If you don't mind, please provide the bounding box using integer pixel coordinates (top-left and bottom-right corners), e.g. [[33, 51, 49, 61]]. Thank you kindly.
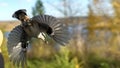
[[32, 0, 44, 16], [49, 0, 82, 17], [48, 0, 85, 25]]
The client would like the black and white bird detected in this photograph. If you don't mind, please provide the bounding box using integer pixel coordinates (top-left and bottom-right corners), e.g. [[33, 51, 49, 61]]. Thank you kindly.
[[7, 9, 69, 67]]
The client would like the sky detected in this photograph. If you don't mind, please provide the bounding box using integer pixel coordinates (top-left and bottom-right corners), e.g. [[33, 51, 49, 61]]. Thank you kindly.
[[0, 0, 89, 21]]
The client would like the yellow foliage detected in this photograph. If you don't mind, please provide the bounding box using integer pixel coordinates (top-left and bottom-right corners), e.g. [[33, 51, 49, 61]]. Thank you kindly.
[[112, 1, 120, 8]]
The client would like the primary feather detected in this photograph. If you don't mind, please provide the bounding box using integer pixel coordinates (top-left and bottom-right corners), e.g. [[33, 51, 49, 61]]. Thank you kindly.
[[7, 25, 28, 67], [31, 15, 69, 45]]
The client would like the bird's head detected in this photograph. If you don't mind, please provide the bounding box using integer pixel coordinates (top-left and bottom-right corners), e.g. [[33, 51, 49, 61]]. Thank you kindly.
[[12, 9, 30, 22]]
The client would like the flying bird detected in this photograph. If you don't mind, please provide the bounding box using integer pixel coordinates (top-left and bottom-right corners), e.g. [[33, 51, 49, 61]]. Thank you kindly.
[[7, 9, 69, 68]]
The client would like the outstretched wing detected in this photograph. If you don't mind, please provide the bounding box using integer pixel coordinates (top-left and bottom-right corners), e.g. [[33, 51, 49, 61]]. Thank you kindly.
[[32, 15, 70, 45], [7, 25, 28, 67]]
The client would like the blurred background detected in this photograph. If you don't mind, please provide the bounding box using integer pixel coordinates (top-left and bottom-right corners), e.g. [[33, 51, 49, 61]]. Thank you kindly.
[[0, 0, 120, 68]]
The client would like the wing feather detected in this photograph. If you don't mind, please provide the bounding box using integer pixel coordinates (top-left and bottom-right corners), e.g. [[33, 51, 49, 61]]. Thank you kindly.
[[32, 15, 70, 45], [7, 25, 28, 67]]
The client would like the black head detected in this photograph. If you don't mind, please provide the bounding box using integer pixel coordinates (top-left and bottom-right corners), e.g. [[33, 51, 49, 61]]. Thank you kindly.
[[12, 9, 27, 20]]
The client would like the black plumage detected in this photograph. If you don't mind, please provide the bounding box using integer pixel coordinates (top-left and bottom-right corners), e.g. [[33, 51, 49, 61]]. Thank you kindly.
[[7, 9, 70, 68]]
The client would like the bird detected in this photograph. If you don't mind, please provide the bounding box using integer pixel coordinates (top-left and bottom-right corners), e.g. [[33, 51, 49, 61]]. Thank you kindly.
[[7, 9, 70, 68]]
